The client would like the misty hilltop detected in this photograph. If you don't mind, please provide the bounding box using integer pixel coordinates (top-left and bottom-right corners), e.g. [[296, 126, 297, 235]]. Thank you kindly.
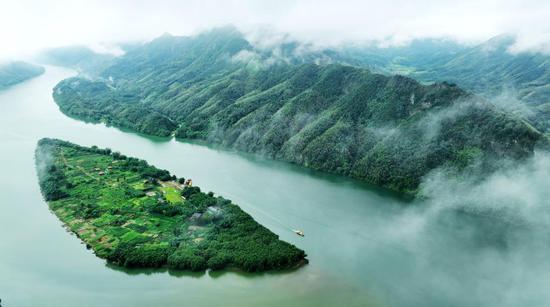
[[0, 61, 44, 90], [52, 27, 545, 193], [36, 46, 116, 77], [343, 34, 550, 133]]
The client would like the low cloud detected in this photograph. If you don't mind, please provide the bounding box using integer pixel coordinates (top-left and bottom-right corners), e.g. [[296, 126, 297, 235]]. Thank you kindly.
[[364, 150, 550, 306], [2, 0, 550, 60], [420, 151, 550, 226]]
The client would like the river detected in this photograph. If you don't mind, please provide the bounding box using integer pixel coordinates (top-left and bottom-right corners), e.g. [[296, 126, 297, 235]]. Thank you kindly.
[[1, 66, 546, 307]]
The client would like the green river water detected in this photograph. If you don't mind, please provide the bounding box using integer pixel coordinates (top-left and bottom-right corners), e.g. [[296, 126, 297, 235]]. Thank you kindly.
[[2, 66, 541, 307]]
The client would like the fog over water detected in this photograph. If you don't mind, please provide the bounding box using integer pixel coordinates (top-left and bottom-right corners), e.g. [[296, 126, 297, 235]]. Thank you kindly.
[[386, 150, 550, 306]]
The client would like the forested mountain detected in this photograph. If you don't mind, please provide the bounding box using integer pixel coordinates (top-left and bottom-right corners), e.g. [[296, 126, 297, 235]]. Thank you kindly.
[[0, 61, 44, 90], [350, 35, 550, 133], [37, 46, 115, 76], [53, 28, 544, 193]]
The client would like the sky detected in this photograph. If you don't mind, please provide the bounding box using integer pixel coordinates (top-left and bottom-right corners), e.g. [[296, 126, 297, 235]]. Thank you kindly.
[[1, 0, 549, 60]]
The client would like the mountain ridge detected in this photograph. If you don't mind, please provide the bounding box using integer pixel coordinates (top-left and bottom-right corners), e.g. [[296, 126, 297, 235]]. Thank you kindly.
[[52, 28, 544, 194], [0, 61, 44, 90]]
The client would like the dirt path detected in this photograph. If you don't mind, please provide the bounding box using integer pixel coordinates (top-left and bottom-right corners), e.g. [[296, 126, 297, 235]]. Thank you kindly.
[[160, 180, 184, 190], [60, 151, 99, 182]]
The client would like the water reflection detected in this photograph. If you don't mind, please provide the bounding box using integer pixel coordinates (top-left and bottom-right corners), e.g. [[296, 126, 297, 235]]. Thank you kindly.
[[104, 261, 306, 279]]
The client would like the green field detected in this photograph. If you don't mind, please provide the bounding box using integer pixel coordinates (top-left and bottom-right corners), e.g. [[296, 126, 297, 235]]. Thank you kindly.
[[35, 138, 306, 272]]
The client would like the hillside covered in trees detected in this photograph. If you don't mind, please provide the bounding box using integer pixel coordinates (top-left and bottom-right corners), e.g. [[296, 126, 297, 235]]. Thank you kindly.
[[53, 28, 544, 193], [345, 35, 550, 134], [0, 61, 44, 90], [35, 138, 306, 272]]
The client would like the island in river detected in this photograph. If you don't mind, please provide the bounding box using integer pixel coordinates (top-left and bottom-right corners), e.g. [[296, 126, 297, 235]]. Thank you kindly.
[[35, 138, 307, 272]]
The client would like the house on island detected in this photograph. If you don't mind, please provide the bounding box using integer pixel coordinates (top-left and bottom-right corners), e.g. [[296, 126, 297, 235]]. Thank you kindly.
[[207, 206, 221, 215], [145, 177, 158, 185], [190, 212, 202, 221]]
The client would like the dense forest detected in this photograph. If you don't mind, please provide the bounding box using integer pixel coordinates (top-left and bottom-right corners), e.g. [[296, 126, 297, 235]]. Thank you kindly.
[[53, 28, 544, 193], [0, 61, 44, 90], [35, 138, 306, 272]]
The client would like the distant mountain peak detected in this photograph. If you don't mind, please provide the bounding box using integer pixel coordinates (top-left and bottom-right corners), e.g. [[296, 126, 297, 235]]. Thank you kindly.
[[479, 34, 516, 53]]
